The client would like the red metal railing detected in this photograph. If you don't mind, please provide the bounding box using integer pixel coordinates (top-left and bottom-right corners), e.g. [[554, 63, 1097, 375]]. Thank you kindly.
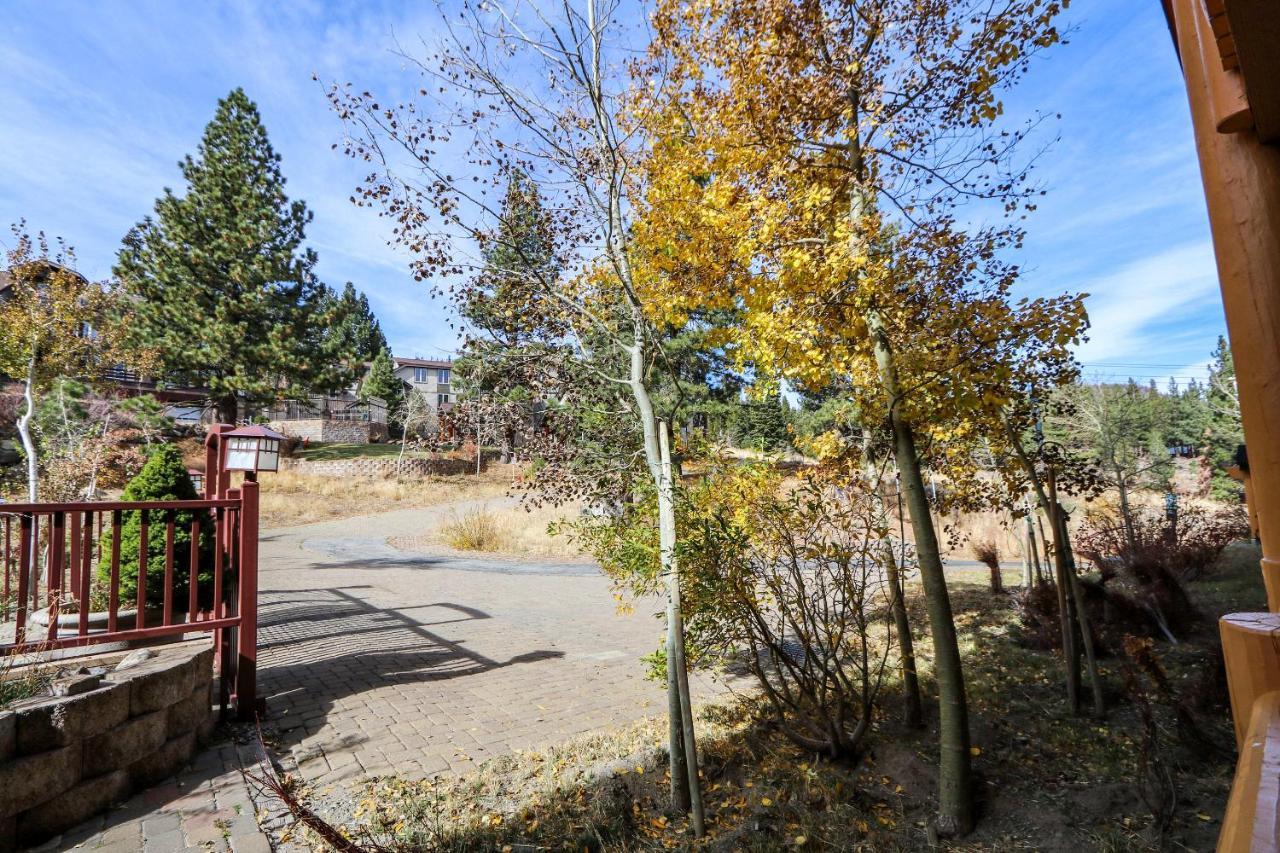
[[1, 482, 260, 717]]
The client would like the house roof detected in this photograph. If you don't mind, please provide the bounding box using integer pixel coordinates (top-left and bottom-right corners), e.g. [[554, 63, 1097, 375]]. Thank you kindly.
[[393, 357, 453, 369], [1166, 0, 1280, 142], [0, 261, 90, 297]]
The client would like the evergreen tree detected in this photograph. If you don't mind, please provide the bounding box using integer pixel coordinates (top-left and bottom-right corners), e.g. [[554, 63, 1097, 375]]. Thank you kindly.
[[738, 391, 791, 452], [455, 171, 563, 460], [327, 282, 387, 364], [1205, 336, 1245, 499], [97, 444, 212, 610], [114, 88, 355, 423], [361, 347, 404, 416]]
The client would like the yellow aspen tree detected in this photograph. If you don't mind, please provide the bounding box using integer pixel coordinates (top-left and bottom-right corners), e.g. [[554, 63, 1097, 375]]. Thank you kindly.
[[633, 0, 1074, 836], [326, 2, 706, 831], [0, 225, 120, 503]]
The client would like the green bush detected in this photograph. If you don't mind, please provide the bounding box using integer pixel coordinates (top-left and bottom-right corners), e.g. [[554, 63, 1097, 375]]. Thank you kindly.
[[97, 444, 213, 611]]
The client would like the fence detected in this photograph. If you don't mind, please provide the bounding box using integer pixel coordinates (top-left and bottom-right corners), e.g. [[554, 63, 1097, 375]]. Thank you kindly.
[[266, 395, 388, 424], [0, 482, 259, 716]]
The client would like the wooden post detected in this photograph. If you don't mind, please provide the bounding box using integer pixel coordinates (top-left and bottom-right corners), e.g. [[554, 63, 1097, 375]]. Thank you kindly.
[[235, 479, 259, 720], [1169, 0, 1280, 606]]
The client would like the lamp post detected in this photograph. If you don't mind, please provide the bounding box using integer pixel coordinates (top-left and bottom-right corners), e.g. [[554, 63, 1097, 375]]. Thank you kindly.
[[220, 425, 285, 482], [201, 422, 283, 720]]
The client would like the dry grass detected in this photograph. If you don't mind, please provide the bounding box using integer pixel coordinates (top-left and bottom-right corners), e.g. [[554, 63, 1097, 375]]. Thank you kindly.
[[397, 502, 589, 561], [255, 469, 513, 529], [1, 646, 55, 710], [441, 507, 503, 551]]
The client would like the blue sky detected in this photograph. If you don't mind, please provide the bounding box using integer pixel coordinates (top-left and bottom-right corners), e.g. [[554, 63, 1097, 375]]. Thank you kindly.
[[0, 1, 1227, 385]]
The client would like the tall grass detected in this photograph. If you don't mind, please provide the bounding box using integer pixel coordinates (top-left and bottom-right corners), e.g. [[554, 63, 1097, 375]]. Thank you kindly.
[[1, 646, 54, 710], [442, 508, 503, 551], [255, 470, 511, 528], [425, 503, 586, 559]]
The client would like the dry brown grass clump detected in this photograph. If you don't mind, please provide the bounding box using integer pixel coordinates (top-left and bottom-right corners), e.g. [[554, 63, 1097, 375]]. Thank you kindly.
[[0, 647, 55, 710], [442, 507, 503, 551], [428, 503, 587, 560], [256, 470, 511, 528]]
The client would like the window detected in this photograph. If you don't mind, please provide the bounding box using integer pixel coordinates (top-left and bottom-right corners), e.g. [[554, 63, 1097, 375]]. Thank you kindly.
[[414, 367, 429, 383], [438, 393, 449, 406], [437, 368, 451, 384]]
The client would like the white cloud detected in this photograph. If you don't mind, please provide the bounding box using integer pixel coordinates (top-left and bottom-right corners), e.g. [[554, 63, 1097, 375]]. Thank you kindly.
[[1074, 241, 1223, 363]]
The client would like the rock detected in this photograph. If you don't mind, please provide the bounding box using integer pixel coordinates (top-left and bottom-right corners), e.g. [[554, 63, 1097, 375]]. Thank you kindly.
[[0, 712, 14, 763], [50, 672, 103, 697], [167, 682, 214, 741], [13, 684, 128, 754], [127, 732, 196, 789], [114, 649, 155, 671]]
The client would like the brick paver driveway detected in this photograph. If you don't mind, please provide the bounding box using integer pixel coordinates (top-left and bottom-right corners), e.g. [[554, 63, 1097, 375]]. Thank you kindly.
[[256, 501, 732, 790]]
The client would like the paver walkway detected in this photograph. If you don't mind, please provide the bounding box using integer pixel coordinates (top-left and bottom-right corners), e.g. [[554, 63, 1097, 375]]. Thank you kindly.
[[31, 738, 271, 853], [254, 500, 736, 789]]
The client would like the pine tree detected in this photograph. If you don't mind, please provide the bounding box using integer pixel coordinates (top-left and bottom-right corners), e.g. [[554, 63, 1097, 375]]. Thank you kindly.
[[328, 282, 387, 364], [361, 348, 404, 417], [455, 171, 562, 461], [738, 392, 790, 452], [114, 88, 354, 424], [1206, 336, 1245, 499]]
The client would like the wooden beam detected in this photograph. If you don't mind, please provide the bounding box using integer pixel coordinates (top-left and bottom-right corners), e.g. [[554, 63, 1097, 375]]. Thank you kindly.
[[1226, 0, 1280, 143]]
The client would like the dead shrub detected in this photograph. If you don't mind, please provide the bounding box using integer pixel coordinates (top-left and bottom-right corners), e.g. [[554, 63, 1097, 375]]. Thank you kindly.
[[1013, 577, 1165, 655], [1077, 503, 1250, 582], [970, 538, 1004, 593], [1073, 504, 1240, 642]]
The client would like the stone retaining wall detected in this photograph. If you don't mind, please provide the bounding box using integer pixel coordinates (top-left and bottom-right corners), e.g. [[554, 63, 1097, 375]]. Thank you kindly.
[[268, 418, 389, 444], [280, 455, 481, 478], [0, 642, 217, 851]]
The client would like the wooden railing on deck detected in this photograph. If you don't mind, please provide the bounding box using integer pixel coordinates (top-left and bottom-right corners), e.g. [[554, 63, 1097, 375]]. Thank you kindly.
[[1, 485, 259, 717]]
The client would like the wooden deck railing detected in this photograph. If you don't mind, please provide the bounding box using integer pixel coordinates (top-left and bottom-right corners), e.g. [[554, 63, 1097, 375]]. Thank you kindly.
[[1, 483, 260, 717]]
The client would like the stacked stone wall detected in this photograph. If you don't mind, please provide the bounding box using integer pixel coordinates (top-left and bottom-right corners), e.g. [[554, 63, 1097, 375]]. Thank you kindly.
[[0, 643, 217, 851], [268, 419, 389, 444], [279, 455, 480, 478]]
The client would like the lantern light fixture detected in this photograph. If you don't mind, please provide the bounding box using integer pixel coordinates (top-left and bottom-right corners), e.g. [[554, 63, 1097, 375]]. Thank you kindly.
[[187, 469, 205, 494], [222, 425, 286, 475]]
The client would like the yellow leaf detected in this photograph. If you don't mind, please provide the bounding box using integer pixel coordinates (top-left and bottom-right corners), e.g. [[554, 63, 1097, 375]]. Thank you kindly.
[[970, 746, 982, 756], [795, 836, 807, 846], [762, 797, 773, 806]]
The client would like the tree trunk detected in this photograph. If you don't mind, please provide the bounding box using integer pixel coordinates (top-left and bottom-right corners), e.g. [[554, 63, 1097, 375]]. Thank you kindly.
[[18, 358, 38, 503], [1024, 498, 1042, 585], [215, 396, 238, 426], [501, 425, 515, 465], [891, 417, 973, 835], [884, 549, 923, 728], [868, 311, 972, 836], [1036, 512, 1053, 575], [1116, 474, 1137, 554], [659, 423, 704, 837], [1048, 471, 1106, 718], [17, 358, 42, 598], [865, 436, 922, 729], [628, 336, 701, 827], [1003, 425, 1088, 714]]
